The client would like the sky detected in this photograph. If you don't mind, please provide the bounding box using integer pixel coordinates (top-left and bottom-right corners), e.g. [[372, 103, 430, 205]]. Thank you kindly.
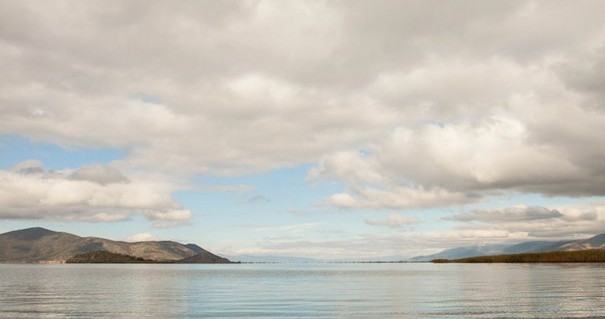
[[1, 0, 605, 259]]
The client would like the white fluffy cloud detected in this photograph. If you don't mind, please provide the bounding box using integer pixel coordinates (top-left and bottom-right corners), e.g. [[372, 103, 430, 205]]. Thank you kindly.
[[328, 187, 471, 210], [126, 232, 159, 242], [0, 161, 191, 227], [0, 1, 397, 175], [2, 1, 605, 213], [311, 58, 605, 207]]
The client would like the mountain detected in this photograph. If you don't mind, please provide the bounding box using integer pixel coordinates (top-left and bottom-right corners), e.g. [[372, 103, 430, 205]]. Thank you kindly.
[[411, 234, 605, 261], [501, 240, 572, 254], [555, 234, 605, 251], [0, 227, 230, 263], [410, 244, 510, 261]]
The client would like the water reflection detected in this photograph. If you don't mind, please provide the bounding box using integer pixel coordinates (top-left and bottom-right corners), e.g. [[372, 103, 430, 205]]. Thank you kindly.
[[1, 263, 604, 318]]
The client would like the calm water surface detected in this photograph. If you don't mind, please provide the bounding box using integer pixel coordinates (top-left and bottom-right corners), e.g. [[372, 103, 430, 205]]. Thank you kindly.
[[1, 263, 604, 318]]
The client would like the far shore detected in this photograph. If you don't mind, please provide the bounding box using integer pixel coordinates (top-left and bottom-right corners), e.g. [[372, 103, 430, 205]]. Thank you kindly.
[[432, 249, 605, 263]]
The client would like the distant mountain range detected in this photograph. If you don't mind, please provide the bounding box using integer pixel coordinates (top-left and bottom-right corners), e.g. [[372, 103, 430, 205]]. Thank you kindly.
[[0, 227, 231, 263], [411, 233, 605, 261]]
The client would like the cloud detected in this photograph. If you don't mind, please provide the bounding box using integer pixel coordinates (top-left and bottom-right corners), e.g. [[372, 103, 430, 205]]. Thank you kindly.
[[10, 159, 45, 174], [364, 213, 419, 228], [313, 111, 604, 208], [0, 160, 191, 227], [1, 1, 605, 212], [328, 187, 472, 210], [441, 203, 605, 240], [199, 184, 254, 193], [446, 206, 564, 223], [145, 209, 192, 228], [69, 164, 128, 185], [558, 46, 605, 105], [126, 232, 159, 242], [222, 202, 605, 259], [247, 195, 270, 204], [247, 222, 321, 233], [225, 231, 443, 259], [0, 1, 396, 175]]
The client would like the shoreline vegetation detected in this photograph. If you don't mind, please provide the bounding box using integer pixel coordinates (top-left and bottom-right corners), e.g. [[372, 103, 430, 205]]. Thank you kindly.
[[66, 251, 236, 264], [66, 251, 156, 263], [432, 249, 605, 263]]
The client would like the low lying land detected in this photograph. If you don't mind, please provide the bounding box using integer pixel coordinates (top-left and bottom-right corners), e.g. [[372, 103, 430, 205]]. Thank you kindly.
[[66, 251, 235, 264], [66, 251, 156, 263], [432, 249, 605, 263]]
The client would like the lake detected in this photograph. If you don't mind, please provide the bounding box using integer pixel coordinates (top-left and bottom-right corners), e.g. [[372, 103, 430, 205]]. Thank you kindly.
[[1, 263, 604, 318]]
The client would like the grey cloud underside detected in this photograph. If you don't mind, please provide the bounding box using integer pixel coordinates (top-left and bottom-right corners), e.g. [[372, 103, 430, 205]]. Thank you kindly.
[[2, 1, 605, 210], [447, 206, 565, 222], [364, 213, 419, 228], [440, 204, 605, 240], [69, 165, 128, 185]]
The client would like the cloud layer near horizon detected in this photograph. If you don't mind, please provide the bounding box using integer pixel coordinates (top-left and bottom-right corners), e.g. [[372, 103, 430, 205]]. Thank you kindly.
[[220, 202, 605, 259], [0, 160, 191, 227], [2, 1, 605, 221]]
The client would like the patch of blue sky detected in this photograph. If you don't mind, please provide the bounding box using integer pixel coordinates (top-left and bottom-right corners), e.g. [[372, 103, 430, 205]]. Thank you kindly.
[[178, 164, 343, 216], [173, 164, 352, 243], [0, 134, 125, 169]]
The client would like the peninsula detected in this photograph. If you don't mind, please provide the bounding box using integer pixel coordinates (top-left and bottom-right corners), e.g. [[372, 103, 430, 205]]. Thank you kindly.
[[0, 227, 234, 264]]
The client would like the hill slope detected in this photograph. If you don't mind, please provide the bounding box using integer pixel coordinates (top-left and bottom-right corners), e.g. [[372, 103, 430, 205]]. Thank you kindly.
[[0, 227, 228, 263], [412, 234, 605, 261], [554, 234, 605, 251], [410, 244, 510, 261]]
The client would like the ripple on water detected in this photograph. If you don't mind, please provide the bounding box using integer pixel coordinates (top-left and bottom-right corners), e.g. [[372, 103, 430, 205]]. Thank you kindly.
[[1, 263, 604, 318]]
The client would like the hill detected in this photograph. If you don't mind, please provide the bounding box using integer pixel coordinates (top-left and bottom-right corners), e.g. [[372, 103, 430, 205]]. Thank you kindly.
[[411, 234, 604, 261], [432, 249, 605, 263], [555, 234, 605, 251], [410, 244, 510, 261], [0, 227, 230, 263]]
